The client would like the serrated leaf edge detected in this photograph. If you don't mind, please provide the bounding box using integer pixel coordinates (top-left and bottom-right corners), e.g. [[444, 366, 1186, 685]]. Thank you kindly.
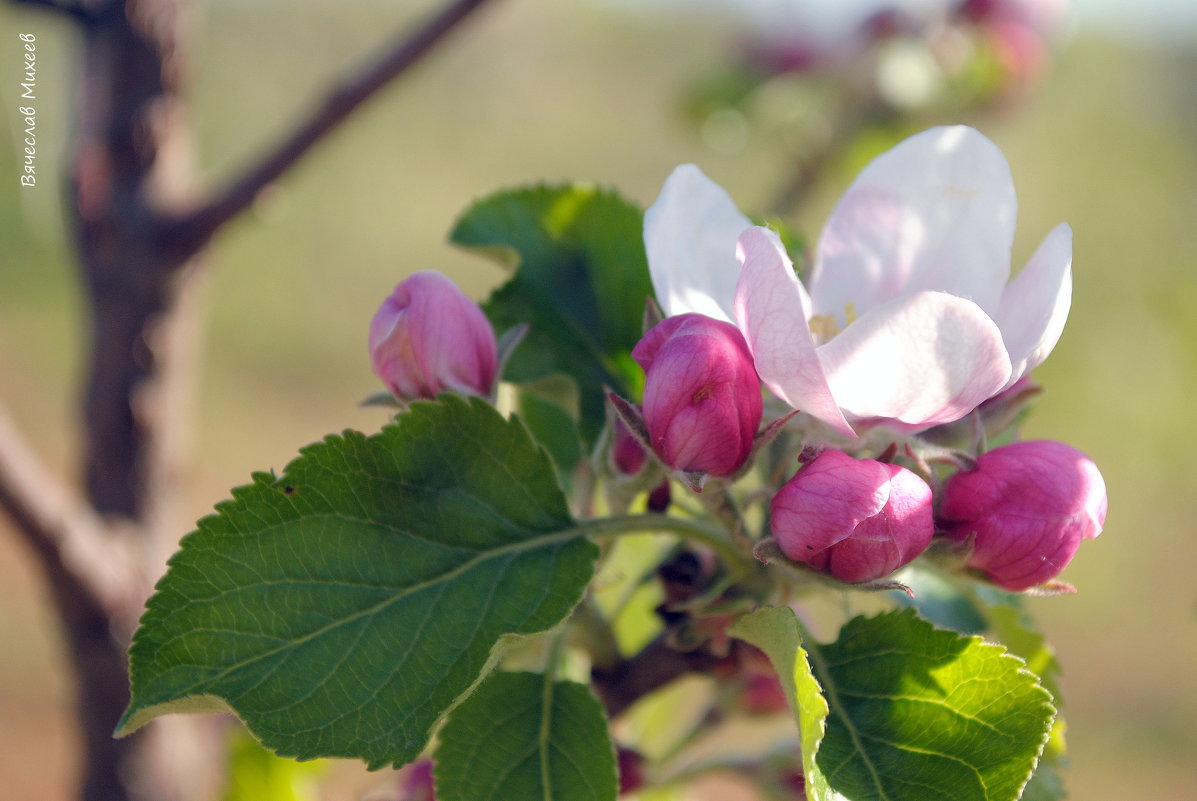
[[807, 608, 1057, 801], [118, 396, 591, 765]]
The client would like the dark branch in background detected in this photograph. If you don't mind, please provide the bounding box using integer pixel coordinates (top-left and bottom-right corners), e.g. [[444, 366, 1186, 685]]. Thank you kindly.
[[0, 411, 142, 621], [160, 0, 497, 260], [767, 102, 892, 218], [10, 0, 105, 25], [591, 633, 726, 719], [0, 412, 144, 801]]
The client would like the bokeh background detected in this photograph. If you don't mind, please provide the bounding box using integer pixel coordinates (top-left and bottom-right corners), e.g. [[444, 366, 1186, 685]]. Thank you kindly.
[[2, 0, 1195, 799]]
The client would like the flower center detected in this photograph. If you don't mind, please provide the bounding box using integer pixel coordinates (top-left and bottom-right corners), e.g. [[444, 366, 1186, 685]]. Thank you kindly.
[[808, 303, 857, 344]]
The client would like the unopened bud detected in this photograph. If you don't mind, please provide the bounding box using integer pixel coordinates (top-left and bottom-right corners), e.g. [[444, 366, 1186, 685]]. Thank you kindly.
[[611, 415, 649, 476], [632, 313, 762, 479], [771, 450, 934, 583], [737, 645, 789, 714], [939, 440, 1106, 591], [617, 747, 645, 795], [398, 758, 436, 801], [369, 271, 497, 401]]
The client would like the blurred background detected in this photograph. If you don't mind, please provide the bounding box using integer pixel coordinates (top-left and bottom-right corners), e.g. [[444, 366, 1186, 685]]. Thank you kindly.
[[2, 0, 1195, 798]]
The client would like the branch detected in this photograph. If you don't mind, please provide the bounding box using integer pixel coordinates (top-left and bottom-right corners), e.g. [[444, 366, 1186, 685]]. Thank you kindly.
[[160, 0, 499, 259], [766, 101, 891, 218], [0, 408, 143, 623], [9, 0, 105, 25], [591, 633, 727, 719]]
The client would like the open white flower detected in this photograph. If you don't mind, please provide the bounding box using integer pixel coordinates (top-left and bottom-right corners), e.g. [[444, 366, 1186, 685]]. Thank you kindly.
[[644, 125, 1072, 438]]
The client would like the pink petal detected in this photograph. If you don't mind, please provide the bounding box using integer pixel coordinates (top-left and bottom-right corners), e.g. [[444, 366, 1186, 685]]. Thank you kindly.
[[734, 227, 856, 438], [996, 223, 1073, 389], [810, 126, 1017, 320], [644, 164, 753, 322], [771, 451, 891, 557], [816, 291, 1012, 431]]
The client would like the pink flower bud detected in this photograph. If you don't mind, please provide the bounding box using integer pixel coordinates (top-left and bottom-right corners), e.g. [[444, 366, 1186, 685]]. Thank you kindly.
[[617, 747, 645, 795], [939, 440, 1106, 591], [611, 415, 648, 476], [632, 313, 762, 478], [771, 450, 934, 583], [369, 271, 498, 401], [398, 759, 436, 801], [736, 645, 789, 714]]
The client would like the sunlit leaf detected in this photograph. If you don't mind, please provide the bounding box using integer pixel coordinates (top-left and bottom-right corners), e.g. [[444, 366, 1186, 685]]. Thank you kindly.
[[808, 609, 1055, 801], [730, 606, 833, 801]]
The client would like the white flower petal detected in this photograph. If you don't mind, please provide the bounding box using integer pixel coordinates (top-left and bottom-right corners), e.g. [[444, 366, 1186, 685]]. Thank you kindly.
[[817, 291, 1012, 431], [734, 227, 856, 438], [644, 164, 753, 322], [810, 126, 1017, 320], [996, 223, 1073, 389]]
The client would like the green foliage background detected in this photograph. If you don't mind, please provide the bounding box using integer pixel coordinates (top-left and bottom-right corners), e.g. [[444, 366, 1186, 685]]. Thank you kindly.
[[2, 1, 1195, 799]]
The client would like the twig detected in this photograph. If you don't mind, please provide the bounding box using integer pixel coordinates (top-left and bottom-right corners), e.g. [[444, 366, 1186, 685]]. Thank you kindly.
[[10, 0, 105, 25], [0, 408, 144, 622], [0, 408, 149, 801], [160, 0, 500, 259], [767, 101, 891, 218], [591, 632, 726, 719]]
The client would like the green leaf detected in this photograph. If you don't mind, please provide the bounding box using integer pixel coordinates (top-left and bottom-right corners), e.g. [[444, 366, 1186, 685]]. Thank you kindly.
[[118, 395, 597, 769], [517, 390, 583, 492], [435, 671, 617, 801], [970, 587, 1067, 801], [452, 184, 653, 444], [896, 564, 988, 635], [807, 609, 1055, 801], [730, 607, 832, 801], [972, 588, 1062, 702]]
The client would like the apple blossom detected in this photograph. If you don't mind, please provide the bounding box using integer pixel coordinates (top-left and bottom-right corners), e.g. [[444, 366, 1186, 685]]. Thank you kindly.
[[369, 270, 498, 401], [770, 450, 934, 583], [644, 125, 1072, 438], [939, 439, 1106, 591], [960, 0, 1069, 91], [632, 313, 762, 479]]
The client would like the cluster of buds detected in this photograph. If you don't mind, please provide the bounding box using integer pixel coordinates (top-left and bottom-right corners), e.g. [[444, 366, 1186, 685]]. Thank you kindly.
[[353, 120, 1106, 801], [366, 270, 1105, 593], [605, 306, 1105, 592], [766, 441, 1105, 591], [738, 0, 1067, 107], [368, 123, 1104, 599]]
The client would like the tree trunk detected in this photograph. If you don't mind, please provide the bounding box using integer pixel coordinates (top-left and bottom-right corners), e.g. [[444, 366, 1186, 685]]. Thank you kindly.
[[67, 2, 196, 799]]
